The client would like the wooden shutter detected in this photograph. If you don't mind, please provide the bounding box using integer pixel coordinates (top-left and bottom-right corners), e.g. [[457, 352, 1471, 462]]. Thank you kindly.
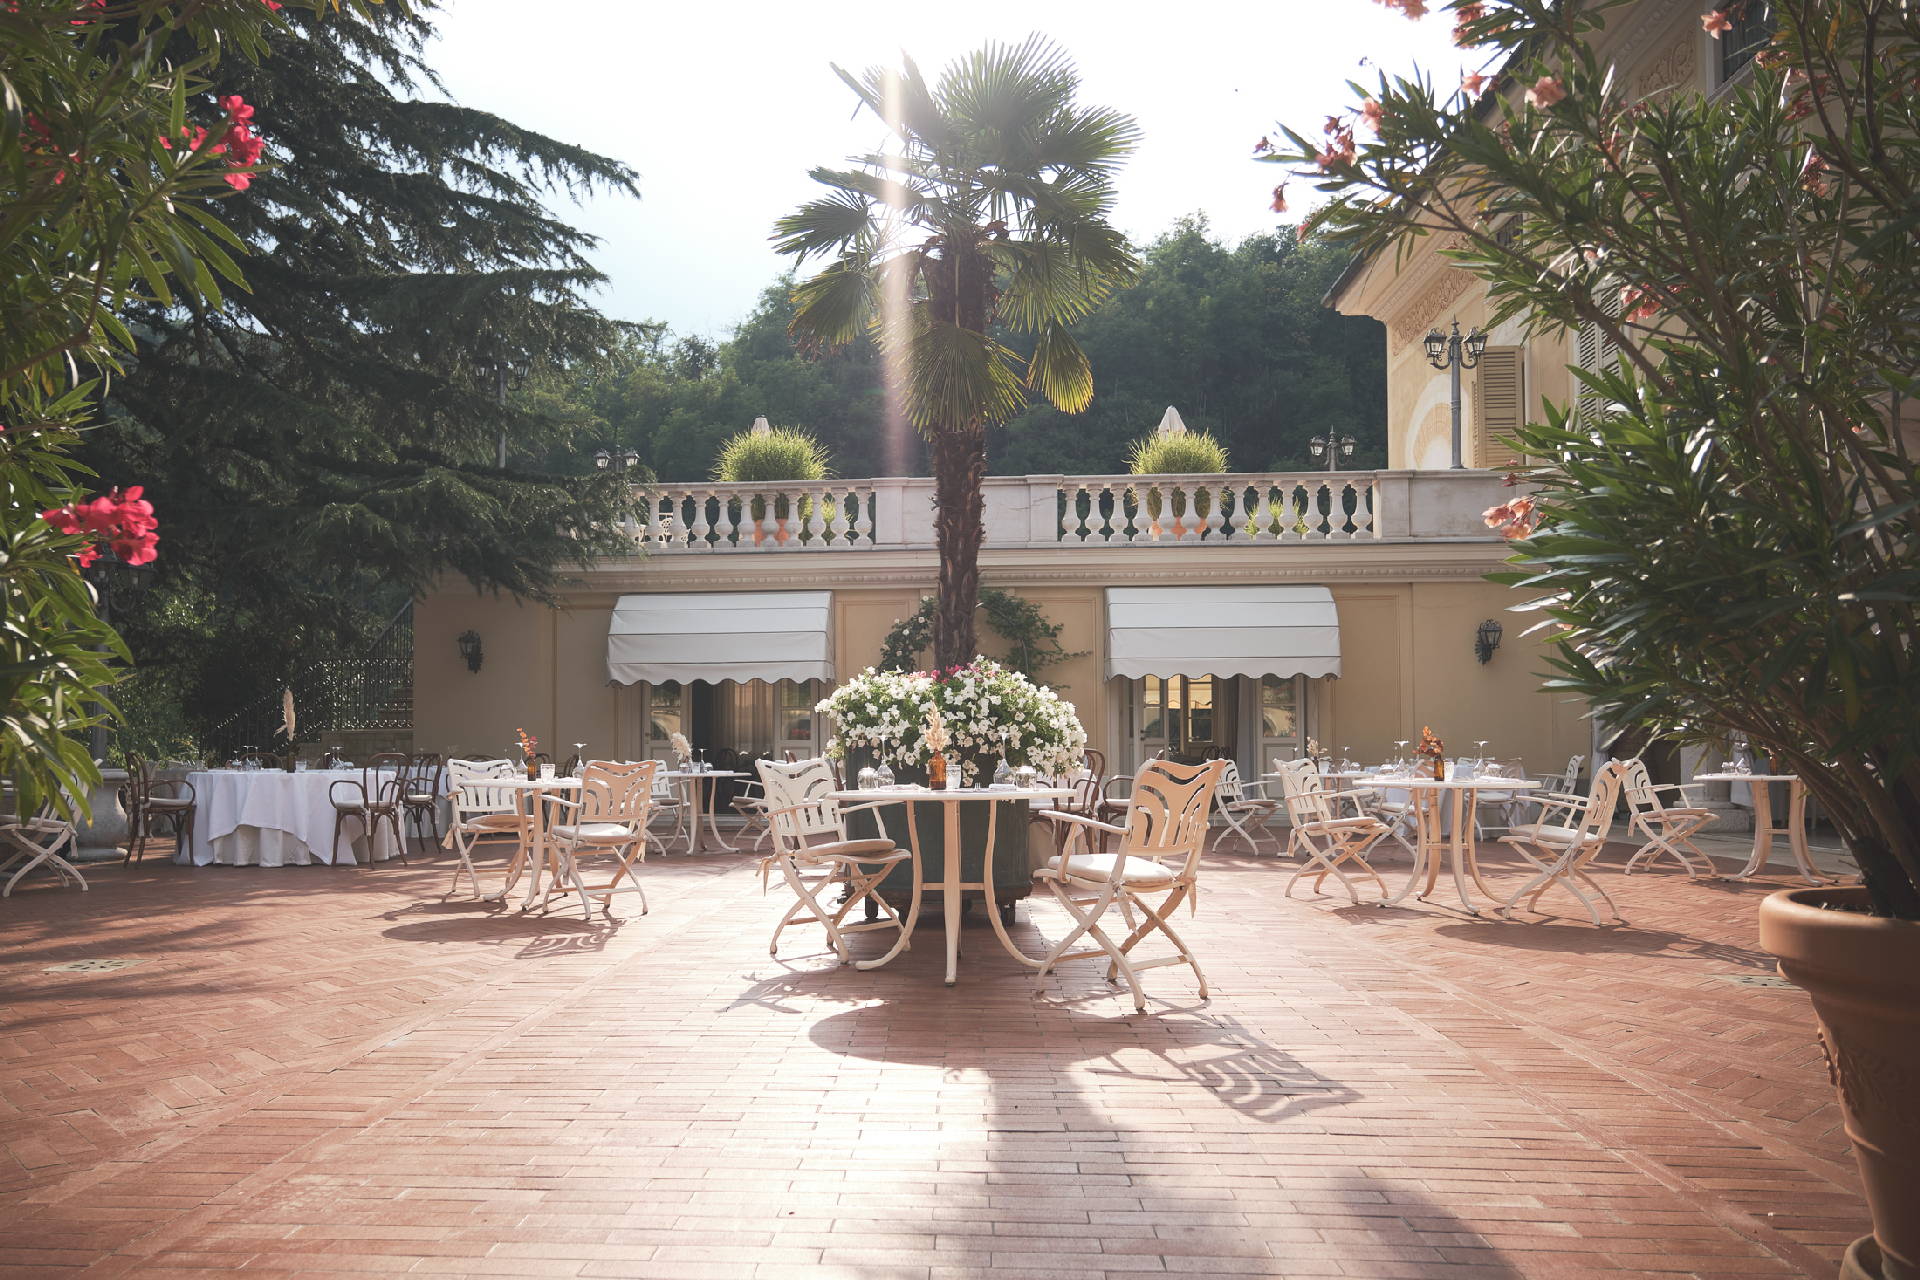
[[1473, 345, 1525, 469]]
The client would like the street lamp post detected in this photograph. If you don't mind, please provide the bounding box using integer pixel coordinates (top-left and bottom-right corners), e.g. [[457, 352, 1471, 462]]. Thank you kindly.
[[593, 447, 641, 473], [1307, 432, 1356, 472], [1423, 319, 1489, 469], [473, 352, 529, 468]]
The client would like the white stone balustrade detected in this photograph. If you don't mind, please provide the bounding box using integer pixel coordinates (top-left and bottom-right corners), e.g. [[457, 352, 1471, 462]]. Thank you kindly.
[[629, 470, 1509, 553]]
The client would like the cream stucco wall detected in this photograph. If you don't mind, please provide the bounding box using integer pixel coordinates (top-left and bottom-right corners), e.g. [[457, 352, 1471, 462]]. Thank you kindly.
[[416, 542, 1587, 778]]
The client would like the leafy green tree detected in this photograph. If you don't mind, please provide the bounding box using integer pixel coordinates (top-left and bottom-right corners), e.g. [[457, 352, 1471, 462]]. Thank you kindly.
[[776, 37, 1140, 666], [3, 0, 307, 815], [87, 0, 644, 745], [1282, 0, 1919, 916]]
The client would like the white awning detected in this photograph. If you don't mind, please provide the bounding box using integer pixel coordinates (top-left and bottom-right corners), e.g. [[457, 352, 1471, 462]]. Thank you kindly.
[[608, 591, 834, 685], [1105, 585, 1341, 680]]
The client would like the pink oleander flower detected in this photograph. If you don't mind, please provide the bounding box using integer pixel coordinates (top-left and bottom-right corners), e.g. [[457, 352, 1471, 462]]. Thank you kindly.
[[1702, 10, 1733, 36], [1483, 496, 1539, 539], [1526, 76, 1567, 109]]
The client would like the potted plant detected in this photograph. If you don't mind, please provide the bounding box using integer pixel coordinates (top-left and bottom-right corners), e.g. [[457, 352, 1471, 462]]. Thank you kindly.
[[818, 660, 1088, 899], [1126, 406, 1229, 539], [1278, 3, 1919, 1273], [712, 417, 832, 545]]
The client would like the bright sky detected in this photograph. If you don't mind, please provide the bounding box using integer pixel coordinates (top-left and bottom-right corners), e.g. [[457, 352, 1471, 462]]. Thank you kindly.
[[429, 0, 1468, 341]]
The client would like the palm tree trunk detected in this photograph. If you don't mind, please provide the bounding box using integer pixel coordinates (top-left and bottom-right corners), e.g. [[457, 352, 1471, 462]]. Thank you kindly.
[[931, 423, 986, 668]]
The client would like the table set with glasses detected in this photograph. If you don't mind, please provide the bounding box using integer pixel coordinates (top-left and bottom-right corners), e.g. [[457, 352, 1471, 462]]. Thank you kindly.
[[182, 760, 406, 867]]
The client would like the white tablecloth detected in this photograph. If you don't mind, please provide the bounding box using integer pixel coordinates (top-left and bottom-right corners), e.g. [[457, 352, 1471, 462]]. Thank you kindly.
[[181, 770, 401, 866]]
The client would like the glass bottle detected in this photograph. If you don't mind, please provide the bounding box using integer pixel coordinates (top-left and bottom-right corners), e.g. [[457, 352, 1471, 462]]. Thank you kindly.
[[927, 751, 947, 789], [875, 762, 895, 789], [992, 757, 1013, 787]]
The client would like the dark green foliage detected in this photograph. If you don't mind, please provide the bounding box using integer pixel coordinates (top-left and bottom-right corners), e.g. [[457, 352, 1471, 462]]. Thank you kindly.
[[878, 590, 1081, 682], [88, 0, 644, 746]]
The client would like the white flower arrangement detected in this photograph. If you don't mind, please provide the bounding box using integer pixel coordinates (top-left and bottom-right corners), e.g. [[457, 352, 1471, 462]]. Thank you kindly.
[[816, 658, 1088, 785]]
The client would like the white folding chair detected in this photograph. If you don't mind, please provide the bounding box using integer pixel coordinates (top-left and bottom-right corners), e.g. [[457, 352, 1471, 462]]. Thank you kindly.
[[537, 760, 656, 920], [0, 809, 86, 896], [756, 757, 909, 964], [1618, 757, 1717, 876], [1033, 758, 1227, 1013], [1497, 761, 1629, 924], [442, 758, 528, 898], [1272, 758, 1392, 904], [1213, 760, 1284, 854], [1540, 753, 1585, 794]]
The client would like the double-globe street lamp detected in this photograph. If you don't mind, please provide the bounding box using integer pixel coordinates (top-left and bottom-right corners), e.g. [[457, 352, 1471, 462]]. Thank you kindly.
[[1308, 433, 1356, 471], [1423, 319, 1489, 470]]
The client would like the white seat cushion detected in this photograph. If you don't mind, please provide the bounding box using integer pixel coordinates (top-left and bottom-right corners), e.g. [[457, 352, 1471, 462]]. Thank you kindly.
[[405, 793, 436, 804], [455, 813, 524, 832], [1507, 823, 1586, 847], [552, 822, 635, 842], [801, 838, 902, 861], [146, 797, 193, 809], [1045, 852, 1176, 886]]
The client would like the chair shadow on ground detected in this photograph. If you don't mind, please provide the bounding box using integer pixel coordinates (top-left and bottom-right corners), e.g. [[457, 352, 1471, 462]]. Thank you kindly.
[[378, 896, 625, 958]]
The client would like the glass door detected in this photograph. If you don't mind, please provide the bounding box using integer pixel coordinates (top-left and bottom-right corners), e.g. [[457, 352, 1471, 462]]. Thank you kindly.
[[1256, 675, 1305, 773], [1127, 676, 1226, 768], [774, 680, 821, 760]]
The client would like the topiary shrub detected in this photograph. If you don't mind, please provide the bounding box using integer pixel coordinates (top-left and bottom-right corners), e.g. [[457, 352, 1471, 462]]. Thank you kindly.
[[1127, 427, 1230, 528], [712, 421, 833, 539]]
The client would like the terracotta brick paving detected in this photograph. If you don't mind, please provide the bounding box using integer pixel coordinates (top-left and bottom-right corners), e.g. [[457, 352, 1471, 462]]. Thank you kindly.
[[0, 833, 1867, 1278]]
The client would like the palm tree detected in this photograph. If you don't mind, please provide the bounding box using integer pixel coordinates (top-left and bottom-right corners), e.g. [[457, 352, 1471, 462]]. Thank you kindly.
[[774, 36, 1139, 667]]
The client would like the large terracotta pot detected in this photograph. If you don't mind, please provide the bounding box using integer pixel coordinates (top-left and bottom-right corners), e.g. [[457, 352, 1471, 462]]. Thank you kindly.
[[1758, 886, 1920, 1280]]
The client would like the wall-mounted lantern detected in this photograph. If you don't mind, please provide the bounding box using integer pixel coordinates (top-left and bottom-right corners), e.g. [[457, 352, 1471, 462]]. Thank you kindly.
[[1474, 618, 1503, 664], [457, 629, 483, 674]]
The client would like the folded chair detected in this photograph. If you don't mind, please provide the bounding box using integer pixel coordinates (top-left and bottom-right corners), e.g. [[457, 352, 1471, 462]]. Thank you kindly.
[[756, 757, 909, 963], [1272, 758, 1392, 904], [1497, 761, 1629, 925], [536, 760, 656, 920], [1213, 760, 1284, 854], [1618, 757, 1717, 876], [1, 808, 86, 896], [1033, 758, 1227, 1013], [442, 758, 529, 898]]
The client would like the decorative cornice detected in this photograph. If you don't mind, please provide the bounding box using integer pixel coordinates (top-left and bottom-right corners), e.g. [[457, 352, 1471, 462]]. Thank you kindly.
[[1635, 20, 1698, 98]]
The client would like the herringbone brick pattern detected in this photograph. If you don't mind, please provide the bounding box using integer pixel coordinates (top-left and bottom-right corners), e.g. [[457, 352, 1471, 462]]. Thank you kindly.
[[0, 831, 1868, 1278]]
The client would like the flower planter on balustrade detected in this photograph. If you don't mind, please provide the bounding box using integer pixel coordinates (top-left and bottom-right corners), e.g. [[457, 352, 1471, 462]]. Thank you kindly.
[[841, 748, 1033, 906]]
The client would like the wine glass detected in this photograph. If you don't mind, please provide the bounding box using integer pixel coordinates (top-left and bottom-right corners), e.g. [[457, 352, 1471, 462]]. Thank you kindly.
[[875, 762, 895, 788], [572, 743, 587, 775]]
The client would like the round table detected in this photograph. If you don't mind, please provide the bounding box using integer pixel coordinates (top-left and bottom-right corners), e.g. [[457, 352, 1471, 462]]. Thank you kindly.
[[183, 768, 402, 866], [1691, 773, 1830, 884], [828, 785, 1071, 986], [659, 770, 747, 853], [1369, 776, 1542, 914], [475, 776, 585, 908]]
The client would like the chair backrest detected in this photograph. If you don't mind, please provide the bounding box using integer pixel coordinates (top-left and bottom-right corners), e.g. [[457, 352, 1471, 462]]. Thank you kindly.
[[1081, 747, 1107, 781], [1572, 762, 1628, 842], [1557, 754, 1586, 792], [406, 752, 443, 798], [1115, 758, 1227, 874], [447, 758, 520, 817], [651, 766, 680, 800], [366, 752, 410, 803], [1213, 759, 1247, 803], [1615, 757, 1663, 815], [756, 757, 848, 853], [578, 759, 657, 825], [1272, 758, 1338, 826]]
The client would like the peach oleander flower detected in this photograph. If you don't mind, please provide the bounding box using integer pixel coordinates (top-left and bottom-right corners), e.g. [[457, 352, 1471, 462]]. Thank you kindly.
[[1483, 495, 1540, 539], [1462, 72, 1488, 95], [1620, 285, 1661, 324], [1359, 98, 1386, 131], [1526, 76, 1567, 109], [1702, 10, 1733, 36]]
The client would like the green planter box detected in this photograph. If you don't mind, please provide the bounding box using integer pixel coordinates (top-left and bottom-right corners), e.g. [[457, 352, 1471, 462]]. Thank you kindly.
[[842, 749, 1033, 901]]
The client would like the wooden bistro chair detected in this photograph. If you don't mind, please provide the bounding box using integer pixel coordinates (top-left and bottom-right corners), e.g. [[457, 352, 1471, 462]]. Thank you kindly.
[[1033, 758, 1227, 1013], [755, 757, 909, 965], [399, 752, 445, 848], [122, 752, 196, 864], [1213, 759, 1284, 854], [1496, 761, 1630, 925], [327, 753, 409, 866], [536, 760, 657, 920], [1270, 758, 1393, 904], [1618, 757, 1718, 877], [442, 758, 528, 898]]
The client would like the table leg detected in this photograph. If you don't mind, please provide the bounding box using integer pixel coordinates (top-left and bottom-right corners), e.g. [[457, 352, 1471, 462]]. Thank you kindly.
[[981, 802, 1046, 967], [703, 777, 737, 852], [1784, 780, 1830, 885], [518, 787, 551, 910], [1733, 781, 1775, 879], [856, 799, 923, 971], [942, 800, 963, 986], [680, 779, 702, 854], [482, 793, 536, 904], [1446, 789, 1479, 914], [1383, 791, 1440, 907]]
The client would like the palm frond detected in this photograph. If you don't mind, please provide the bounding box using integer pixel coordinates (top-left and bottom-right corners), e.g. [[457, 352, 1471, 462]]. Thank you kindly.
[[770, 191, 876, 261], [1026, 323, 1093, 413], [898, 320, 1026, 433], [787, 260, 875, 350]]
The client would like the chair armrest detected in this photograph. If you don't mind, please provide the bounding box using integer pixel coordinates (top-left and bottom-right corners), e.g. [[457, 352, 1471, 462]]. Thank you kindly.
[[1100, 775, 1134, 800], [150, 778, 196, 804], [1038, 809, 1128, 837], [327, 779, 366, 807], [540, 794, 583, 815]]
